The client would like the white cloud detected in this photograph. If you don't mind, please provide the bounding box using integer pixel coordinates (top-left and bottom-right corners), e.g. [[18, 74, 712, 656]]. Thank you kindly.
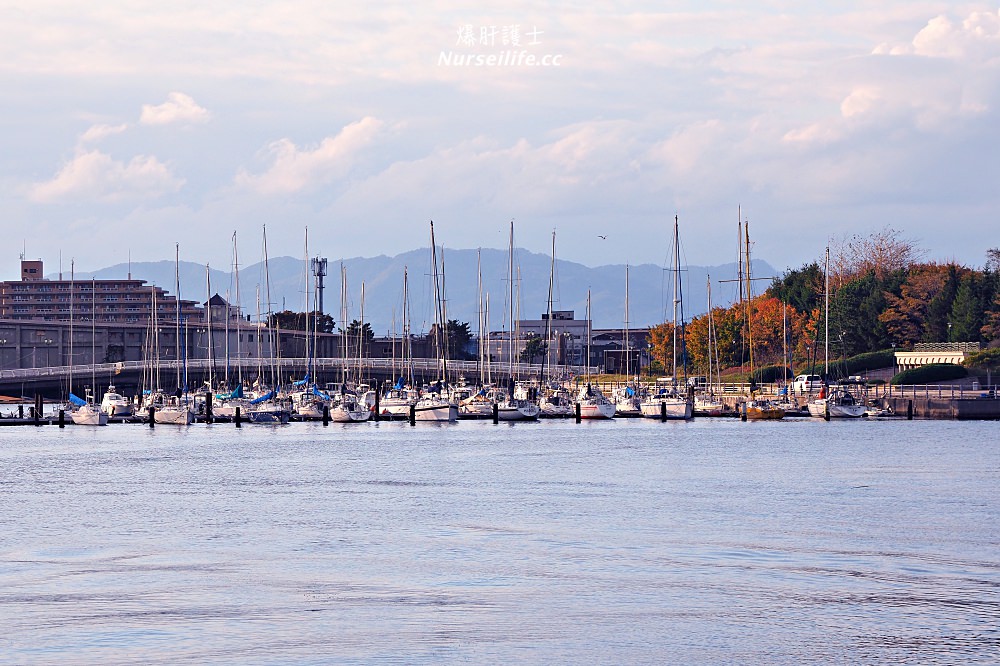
[[28, 150, 184, 203], [235, 116, 384, 195], [875, 9, 1000, 60], [78, 123, 129, 145], [140, 92, 211, 126]]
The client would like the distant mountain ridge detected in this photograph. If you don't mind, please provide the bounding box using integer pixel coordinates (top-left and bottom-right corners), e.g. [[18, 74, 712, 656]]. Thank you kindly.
[[69, 249, 776, 333]]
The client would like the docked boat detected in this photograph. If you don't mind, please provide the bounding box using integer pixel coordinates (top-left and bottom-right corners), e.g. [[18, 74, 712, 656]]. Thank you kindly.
[[640, 389, 693, 420], [413, 390, 459, 422], [743, 398, 785, 420], [100, 385, 133, 419], [70, 392, 109, 426], [329, 389, 371, 423], [577, 384, 616, 419], [807, 386, 865, 418], [539, 386, 575, 418]]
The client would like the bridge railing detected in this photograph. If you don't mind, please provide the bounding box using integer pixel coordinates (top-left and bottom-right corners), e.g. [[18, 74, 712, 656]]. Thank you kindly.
[[0, 358, 595, 384]]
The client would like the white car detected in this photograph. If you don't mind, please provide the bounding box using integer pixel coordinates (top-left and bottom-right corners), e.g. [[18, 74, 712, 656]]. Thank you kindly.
[[792, 374, 823, 394]]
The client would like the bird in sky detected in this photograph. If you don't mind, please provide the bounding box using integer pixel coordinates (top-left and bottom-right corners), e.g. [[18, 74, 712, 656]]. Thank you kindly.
[[598, 235, 607, 240]]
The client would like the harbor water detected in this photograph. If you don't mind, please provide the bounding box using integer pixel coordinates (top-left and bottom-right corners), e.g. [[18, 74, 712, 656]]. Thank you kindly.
[[1, 418, 998, 664]]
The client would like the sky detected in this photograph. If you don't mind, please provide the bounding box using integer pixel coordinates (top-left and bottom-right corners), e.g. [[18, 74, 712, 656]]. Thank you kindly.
[[2, 1, 998, 282]]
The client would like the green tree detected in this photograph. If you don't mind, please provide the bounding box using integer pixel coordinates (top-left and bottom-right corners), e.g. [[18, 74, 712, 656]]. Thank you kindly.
[[447, 319, 474, 360], [768, 262, 823, 315], [268, 310, 335, 333], [519, 335, 547, 363], [344, 319, 374, 342], [949, 273, 985, 343]]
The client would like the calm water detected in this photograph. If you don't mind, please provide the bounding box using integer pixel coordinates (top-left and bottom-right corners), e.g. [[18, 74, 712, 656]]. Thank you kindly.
[[1, 418, 998, 664]]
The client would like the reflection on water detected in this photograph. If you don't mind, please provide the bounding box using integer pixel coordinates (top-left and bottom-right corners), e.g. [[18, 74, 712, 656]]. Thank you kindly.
[[1, 419, 998, 663]]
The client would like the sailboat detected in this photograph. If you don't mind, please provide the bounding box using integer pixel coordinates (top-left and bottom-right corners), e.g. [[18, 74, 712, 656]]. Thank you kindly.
[[154, 245, 194, 425], [380, 267, 420, 419], [458, 249, 496, 419], [576, 289, 616, 419], [807, 246, 865, 418], [69, 269, 108, 426], [739, 218, 784, 421], [329, 272, 371, 423], [495, 220, 540, 421], [538, 231, 574, 418], [412, 220, 459, 422], [692, 274, 726, 416], [640, 214, 693, 420], [245, 226, 291, 424], [613, 264, 642, 417]]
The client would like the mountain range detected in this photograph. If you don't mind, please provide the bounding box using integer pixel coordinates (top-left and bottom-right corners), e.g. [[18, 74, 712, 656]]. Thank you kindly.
[[72, 249, 777, 334]]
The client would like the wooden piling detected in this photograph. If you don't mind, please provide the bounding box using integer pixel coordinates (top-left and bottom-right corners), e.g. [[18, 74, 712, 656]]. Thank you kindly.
[[235, 406, 242, 427]]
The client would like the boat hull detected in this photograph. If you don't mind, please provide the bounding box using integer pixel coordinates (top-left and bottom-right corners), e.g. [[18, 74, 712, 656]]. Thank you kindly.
[[154, 407, 193, 425], [413, 400, 459, 422], [639, 399, 692, 420], [578, 399, 616, 419], [71, 406, 108, 426]]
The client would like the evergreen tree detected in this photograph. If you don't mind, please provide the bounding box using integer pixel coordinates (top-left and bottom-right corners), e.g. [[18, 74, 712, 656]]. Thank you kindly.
[[950, 274, 984, 343]]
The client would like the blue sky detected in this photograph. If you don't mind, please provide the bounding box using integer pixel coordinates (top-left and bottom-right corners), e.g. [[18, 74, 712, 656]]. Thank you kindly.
[[2, 1, 998, 280]]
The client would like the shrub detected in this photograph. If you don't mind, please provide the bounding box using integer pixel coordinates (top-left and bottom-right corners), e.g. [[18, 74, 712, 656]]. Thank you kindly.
[[890, 363, 968, 385], [752, 364, 792, 383], [963, 348, 1000, 369], [844, 349, 896, 374]]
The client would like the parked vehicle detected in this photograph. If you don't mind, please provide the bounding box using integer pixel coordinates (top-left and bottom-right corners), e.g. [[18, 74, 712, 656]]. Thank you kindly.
[[792, 374, 823, 394]]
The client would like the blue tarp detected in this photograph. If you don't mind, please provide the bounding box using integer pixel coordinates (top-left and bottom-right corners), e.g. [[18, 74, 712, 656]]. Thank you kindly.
[[625, 386, 635, 397], [68, 393, 87, 407], [393, 376, 406, 390], [293, 373, 311, 387], [311, 386, 331, 400], [249, 390, 277, 405]]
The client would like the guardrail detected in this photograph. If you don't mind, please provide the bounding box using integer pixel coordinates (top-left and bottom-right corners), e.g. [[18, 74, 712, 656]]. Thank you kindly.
[[0, 358, 594, 384]]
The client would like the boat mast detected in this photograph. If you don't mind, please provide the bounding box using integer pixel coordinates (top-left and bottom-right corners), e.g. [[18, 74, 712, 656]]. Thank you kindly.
[[262, 225, 277, 390], [68, 260, 74, 400], [429, 220, 447, 381], [586, 288, 592, 384], [544, 231, 556, 381], [624, 263, 631, 380], [476, 248, 484, 385], [672, 215, 680, 385], [824, 245, 830, 380], [174, 243, 181, 392], [91, 278, 97, 403], [340, 262, 348, 387], [232, 231, 243, 390], [745, 219, 755, 390], [206, 264, 215, 391]]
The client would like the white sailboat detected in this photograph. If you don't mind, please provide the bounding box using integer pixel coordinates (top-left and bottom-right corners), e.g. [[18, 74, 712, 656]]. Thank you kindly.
[[692, 274, 726, 416], [329, 274, 371, 423], [614, 264, 642, 416], [154, 245, 193, 425], [576, 289, 616, 419], [807, 246, 865, 418], [538, 232, 574, 418], [640, 214, 693, 420], [495, 221, 539, 421], [380, 267, 420, 419], [413, 221, 459, 422], [245, 227, 291, 424], [69, 271, 108, 426]]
